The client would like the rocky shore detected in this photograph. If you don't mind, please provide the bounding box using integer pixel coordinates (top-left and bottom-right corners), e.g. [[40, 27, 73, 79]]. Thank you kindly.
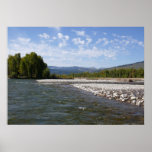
[[71, 83, 144, 107], [37, 79, 144, 107]]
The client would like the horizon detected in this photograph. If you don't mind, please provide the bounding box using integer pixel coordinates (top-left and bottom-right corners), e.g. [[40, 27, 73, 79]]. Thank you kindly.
[[8, 27, 144, 68]]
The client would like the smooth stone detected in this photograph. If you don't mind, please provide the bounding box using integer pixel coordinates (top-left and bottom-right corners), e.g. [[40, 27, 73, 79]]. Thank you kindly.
[[131, 96, 136, 100]]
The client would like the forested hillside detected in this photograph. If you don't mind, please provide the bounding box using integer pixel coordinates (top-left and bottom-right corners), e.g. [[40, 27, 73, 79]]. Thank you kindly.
[[106, 61, 144, 70]]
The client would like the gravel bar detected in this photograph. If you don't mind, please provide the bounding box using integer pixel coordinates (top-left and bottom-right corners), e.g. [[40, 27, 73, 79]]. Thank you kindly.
[[71, 83, 144, 107], [37, 79, 144, 107]]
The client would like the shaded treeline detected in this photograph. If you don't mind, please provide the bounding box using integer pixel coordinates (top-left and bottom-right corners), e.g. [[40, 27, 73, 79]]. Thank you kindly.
[[8, 52, 50, 79]]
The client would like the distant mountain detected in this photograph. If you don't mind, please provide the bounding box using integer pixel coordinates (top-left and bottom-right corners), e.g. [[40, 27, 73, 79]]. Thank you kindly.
[[103, 61, 144, 71], [49, 66, 98, 75], [48, 61, 144, 75]]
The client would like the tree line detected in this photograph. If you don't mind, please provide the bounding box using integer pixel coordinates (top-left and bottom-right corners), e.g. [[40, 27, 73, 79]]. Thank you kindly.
[[59, 68, 144, 79], [8, 52, 50, 79], [8, 52, 144, 79]]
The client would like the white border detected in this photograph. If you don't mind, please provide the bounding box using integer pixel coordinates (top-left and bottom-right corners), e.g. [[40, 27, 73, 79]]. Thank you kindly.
[[0, 0, 152, 152]]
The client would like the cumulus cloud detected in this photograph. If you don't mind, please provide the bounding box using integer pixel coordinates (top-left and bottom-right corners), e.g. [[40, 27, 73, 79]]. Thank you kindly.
[[57, 33, 63, 39], [38, 33, 50, 39], [9, 36, 117, 67], [8, 28, 144, 67], [72, 37, 85, 45], [76, 47, 117, 59], [112, 33, 144, 47], [57, 33, 69, 48], [72, 30, 85, 36], [65, 35, 69, 40]]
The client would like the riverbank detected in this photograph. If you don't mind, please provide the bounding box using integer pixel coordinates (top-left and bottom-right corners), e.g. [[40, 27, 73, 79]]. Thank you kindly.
[[36, 79, 144, 107], [71, 83, 144, 107]]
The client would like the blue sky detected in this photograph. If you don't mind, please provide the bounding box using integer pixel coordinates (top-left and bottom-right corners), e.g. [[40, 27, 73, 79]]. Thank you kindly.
[[8, 27, 144, 68]]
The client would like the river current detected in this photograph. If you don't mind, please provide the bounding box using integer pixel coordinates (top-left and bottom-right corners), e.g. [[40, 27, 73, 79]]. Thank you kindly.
[[8, 79, 144, 124]]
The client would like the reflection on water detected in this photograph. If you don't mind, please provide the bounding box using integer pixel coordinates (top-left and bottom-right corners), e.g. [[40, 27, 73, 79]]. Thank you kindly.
[[8, 79, 144, 125]]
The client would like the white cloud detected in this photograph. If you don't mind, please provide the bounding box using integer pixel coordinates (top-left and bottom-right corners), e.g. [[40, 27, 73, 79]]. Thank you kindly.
[[112, 33, 144, 48], [65, 35, 69, 40], [73, 30, 85, 36], [96, 38, 102, 44], [9, 36, 117, 66], [38, 33, 50, 39], [72, 38, 85, 45], [57, 33, 69, 40], [96, 38, 109, 46], [8, 28, 144, 67], [76, 48, 117, 58], [138, 41, 144, 47], [58, 41, 66, 48], [57, 33, 69, 48], [57, 33, 63, 39], [17, 37, 31, 44], [103, 40, 109, 46]]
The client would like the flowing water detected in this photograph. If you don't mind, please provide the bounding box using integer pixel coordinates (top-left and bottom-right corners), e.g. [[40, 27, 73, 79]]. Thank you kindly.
[[8, 79, 144, 125]]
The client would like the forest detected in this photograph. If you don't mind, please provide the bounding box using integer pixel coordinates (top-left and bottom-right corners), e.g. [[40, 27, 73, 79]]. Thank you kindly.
[[63, 68, 144, 79], [58, 67, 144, 79]]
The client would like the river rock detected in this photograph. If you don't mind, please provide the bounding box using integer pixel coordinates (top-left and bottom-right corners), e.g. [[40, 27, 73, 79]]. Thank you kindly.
[[106, 91, 111, 95], [130, 96, 136, 100], [131, 100, 136, 105], [136, 100, 142, 106], [120, 94, 128, 98], [113, 92, 118, 98], [121, 97, 128, 102]]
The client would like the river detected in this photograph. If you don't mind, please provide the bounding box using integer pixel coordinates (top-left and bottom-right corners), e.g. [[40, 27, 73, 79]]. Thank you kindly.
[[8, 79, 144, 124]]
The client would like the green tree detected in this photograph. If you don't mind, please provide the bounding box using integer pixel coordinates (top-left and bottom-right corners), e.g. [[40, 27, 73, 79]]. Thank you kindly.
[[8, 52, 50, 79], [42, 68, 50, 78], [19, 57, 28, 77], [8, 55, 18, 78]]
